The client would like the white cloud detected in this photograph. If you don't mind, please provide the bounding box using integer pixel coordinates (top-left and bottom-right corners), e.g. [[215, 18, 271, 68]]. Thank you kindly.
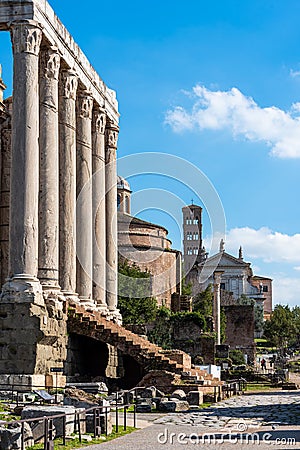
[[272, 276, 300, 307], [293, 266, 300, 271], [224, 226, 300, 264], [165, 85, 300, 158], [290, 69, 300, 78]]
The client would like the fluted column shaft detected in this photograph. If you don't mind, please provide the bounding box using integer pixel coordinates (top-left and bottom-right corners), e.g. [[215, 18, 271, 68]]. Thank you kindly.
[[76, 91, 93, 301], [92, 107, 107, 309], [59, 70, 78, 295], [105, 121, 119, 311], [9, 20, 42, 278], [38, 46, 60, 287]]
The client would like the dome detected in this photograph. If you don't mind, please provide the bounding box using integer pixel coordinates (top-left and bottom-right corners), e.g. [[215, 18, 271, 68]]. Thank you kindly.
[[117, 175, 131, 191]]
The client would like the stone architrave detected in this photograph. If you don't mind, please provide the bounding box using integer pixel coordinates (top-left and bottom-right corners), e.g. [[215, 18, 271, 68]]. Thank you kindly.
[[76, 90, 94, 304], [3, 20, 43, 302], [92, 107, 108, 312], [38, 46, 60, 289], [59, 69, 78, 300], [105, 121, 121, 318]]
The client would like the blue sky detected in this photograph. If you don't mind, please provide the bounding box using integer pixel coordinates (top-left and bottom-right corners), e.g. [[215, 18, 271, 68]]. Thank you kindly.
[[1, 0, 300, 306]]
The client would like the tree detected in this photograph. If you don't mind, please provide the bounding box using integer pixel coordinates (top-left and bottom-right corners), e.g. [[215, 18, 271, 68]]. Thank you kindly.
[[193, 285, 226, 342], [118, 260, 158, 325], [193, 285, 213, 317], [263, 305, 296, 352]]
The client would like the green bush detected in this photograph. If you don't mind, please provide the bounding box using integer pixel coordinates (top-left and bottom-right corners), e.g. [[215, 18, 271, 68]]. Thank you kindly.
[[229, 349, 246, 365]]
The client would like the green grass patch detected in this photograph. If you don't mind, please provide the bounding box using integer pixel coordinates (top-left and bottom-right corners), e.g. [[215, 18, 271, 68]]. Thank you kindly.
[[28, 426, 136, 450], [199, 402, 212, 408], [245, 383, 275, 392]]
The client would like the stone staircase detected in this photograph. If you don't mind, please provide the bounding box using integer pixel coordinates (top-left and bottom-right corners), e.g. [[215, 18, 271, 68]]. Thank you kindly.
[[67, 304, 221, 387]]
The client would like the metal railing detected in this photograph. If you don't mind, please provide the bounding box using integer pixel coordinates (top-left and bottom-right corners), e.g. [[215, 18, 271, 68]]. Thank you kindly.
[[0, 387, 138, 450], [213, 378, 246, 402]]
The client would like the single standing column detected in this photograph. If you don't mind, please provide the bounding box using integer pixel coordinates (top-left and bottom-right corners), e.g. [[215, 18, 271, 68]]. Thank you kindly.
[[76, 91, 94, 303], [0, 106, 11, 287], [92, 107, 108, 312], [59, 69, 78, 299], [213, 271, 224, 346], [38, 46, 60, 288], [6, 21, 42, 297], [105, 120, 121, 320]]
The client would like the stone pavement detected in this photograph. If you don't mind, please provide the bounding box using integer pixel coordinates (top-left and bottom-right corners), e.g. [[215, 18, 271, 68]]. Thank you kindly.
[[78, 390, 300, 450]]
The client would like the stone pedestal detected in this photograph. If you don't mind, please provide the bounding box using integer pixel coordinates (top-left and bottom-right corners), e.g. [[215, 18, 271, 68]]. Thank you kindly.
[[0, 298, 67, 378]]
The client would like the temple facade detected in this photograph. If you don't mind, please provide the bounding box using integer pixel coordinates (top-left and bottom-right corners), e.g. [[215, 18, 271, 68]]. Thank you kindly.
[[0, 0, 120, 385]]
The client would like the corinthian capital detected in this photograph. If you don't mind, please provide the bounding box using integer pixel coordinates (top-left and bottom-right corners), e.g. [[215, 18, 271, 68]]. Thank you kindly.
[[77, 91, 93, 120], [10, 20, 42, 56], [93, 107, 106, 134], [40, 46, 60, 81], [105, 121, 119, 149], [60, 69, 78, 100]]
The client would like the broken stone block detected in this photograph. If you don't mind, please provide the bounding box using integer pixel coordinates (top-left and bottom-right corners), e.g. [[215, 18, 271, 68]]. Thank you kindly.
[[136, 402, 152, 413], [171, 389, 186, 400], [0, 422, 34, 450], [135, 386, 156, 398], [158, 399, 189, 412], [21, 405, 84, 437], [187, 390, 203, 406]]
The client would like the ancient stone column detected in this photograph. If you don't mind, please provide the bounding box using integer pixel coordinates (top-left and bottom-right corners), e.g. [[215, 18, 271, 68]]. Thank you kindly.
[[59, 69, 78, 300], [6, 20, 43, 298], [38, 46, 60, 289], [76, 91, 94, 304], [105, 121, 121, 319], [0, 107, 11, 287], [213, 271, 224, 346], [92, 107, 108, 312]]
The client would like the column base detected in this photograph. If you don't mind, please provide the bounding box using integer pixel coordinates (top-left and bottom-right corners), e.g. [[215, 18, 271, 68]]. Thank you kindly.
[[1, 274, 44, 305], [62, 290, 80, 306], [107, 307, 122, 325], [79, 297, 97, 310], [95, 303, 109, 316]]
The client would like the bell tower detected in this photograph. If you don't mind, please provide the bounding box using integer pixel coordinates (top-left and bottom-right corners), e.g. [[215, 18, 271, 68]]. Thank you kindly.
[[117, 175, 131, 214]]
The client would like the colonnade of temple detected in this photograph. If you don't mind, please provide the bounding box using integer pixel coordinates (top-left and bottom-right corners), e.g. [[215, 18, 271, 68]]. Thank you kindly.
[[0, 20, 119, 318]]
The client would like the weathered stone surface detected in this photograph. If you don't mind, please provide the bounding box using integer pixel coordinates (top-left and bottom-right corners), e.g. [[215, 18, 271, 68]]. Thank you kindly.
[[187, 390, 204, 406], [38, 45, 60, 286], [85, 411, 112, 435], [136, 402, 152, 413], [171, 389, 186, 400], [59, 69, 78, 296], [136, 370, 182, 394], [157, 399, 189, 412], [0, 422, 34, 450], [135, 386, 156, 399], [76, 90, 93, 303], [21, 405, 80, 437]]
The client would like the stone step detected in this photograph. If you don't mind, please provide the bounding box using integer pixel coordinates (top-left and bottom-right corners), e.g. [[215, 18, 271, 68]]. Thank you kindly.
[[68, 303, 217, 382]]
